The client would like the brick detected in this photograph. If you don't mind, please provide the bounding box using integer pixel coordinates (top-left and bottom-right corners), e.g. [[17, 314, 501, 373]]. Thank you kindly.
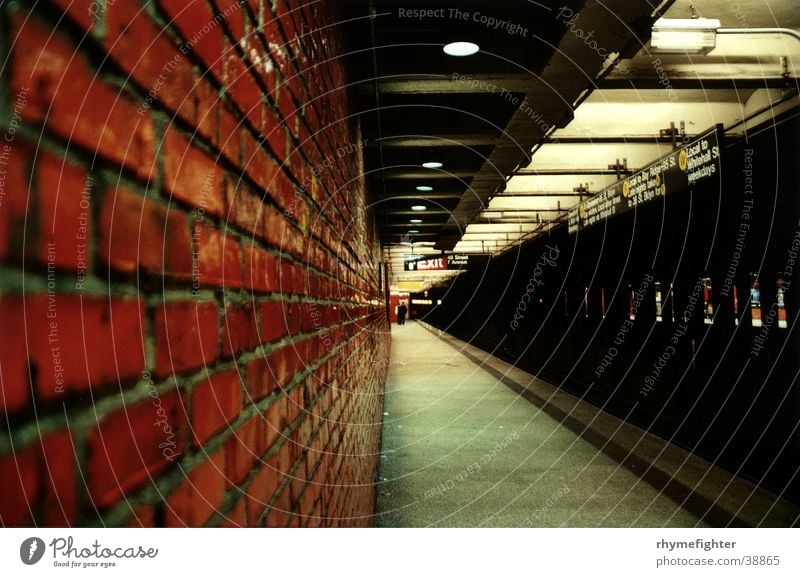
[[222, 302, 259, 356], [87, 389, 186, 508], [245, 453, 281, 523], [262, 10, 290, 79], [285, 72, 305, 113], [10, 16, 155, 179], [25, 295, 146, 399], [261, 203, 296, 251], [191, 369, 242, 445], [36, 153, 90, 272], [219, 496, 247, 527], [278, 0, 300, 41], [267, 347, 295, 390], [162, 129, 225, 217], [286, 301, 302, 334], [277, 260, 294, 295], [194, 221, 242, 288], [243, 244, 277, 293], [225, 50, 263, 131], [105, 0, 194, 111], [258, 300, 287, 343], [0, 444, 39, 526], [0, 297, 31, 413], [287, 385, 304, 424], [283, 149, 307, 194], [0, 140, 33, 262], [244, 356, 277, 402], [264, 107, 288, 164], [289, 458, 307, 505], [40, 429, 77, 526], [165, 449, 226, 527], [293, 265, 307, 296], [159, 0, 225, 81], [192, 75, 219, 142], [126, 505, 157, 527], [216, 0, 247, 42], [217, 103, 242, 165], [264, 498, 290, 526], [277, 85, 298, 137], [263, 394, 286, 452], [225, 180, 264, 238], [278, 181, 309, 234], [99, 185, 193, 279], [247, 37, 279, 100], [154, 300, 219, 377], [242, 135, 280, 193], [294, 335, 316, 369], [51, 0, 96, 32], [225, 415, 262, 485]]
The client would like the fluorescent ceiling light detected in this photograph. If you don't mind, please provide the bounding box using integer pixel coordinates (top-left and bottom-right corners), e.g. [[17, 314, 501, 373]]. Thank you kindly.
[[422, 161, 443, 169], [443, 41, 479, 56], [651, 18, 720, 54], [416, 185, 433, 192], [408, 230, 419, 234], [411, 205, 427, 211], [410, 219, 422, 223]]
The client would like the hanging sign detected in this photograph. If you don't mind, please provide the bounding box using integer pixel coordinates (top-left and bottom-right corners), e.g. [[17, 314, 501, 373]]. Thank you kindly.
[[568, 126, 722, 234], [403, 253, 490, 271]]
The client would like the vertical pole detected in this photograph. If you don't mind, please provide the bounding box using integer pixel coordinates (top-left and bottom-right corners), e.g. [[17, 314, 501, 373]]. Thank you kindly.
[[384, 260, 391, 322]]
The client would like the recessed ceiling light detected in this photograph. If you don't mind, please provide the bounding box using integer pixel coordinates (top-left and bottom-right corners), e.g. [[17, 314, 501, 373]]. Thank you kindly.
[[416, 185, 433, 192], [411, 205, 427, 211], [443, 41, 480, 57], [410, 219, 422, 224], [422, 162, 443, 169], [408, 230, 419, 234]]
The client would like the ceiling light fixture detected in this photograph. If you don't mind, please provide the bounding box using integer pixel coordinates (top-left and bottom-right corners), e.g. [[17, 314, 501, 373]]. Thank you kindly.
[[408, 230, 419, 234], [411, 205, 427, 211], [422, 161, 443, 169], [416, 185, 433, 192], [443, 41, 479, 56], [650, 18, 721, 54], [410, 219, 422, 223]]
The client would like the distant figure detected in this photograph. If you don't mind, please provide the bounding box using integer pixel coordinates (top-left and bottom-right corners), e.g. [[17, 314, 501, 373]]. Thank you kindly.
[[397, 302, 408, 325]]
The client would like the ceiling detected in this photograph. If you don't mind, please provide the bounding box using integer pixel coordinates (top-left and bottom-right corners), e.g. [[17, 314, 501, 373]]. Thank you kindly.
[[343, 0, 800, 291]]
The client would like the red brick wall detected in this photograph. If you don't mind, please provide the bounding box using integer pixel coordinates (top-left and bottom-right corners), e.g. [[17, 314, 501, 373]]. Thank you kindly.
[[0, 0, 389, 527]]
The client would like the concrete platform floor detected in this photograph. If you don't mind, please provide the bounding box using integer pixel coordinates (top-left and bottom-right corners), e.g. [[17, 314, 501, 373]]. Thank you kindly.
[[376, 321, 800, 528]]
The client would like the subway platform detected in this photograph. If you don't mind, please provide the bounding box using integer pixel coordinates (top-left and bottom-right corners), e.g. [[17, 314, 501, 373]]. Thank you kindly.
[[376, 322, 800, 528]]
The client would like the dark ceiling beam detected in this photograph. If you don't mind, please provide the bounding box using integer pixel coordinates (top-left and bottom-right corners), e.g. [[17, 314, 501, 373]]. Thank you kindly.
[[471, 218, 562, 224], [600, 76, 789, 90], [516, 168, 633, 176], [385, 209, 451, 216], [381, 192, 463, 199], [383, 222, 444, 228], [383, 234, 439, 240], [368, 74, 531, 95], [380, 170, 475, 179], [490, 192, 590, 197], [482, 208, 570, 213], [373, 134, 498, 147], [542, 135, 698, 144], [601, 61, 789, 90]]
